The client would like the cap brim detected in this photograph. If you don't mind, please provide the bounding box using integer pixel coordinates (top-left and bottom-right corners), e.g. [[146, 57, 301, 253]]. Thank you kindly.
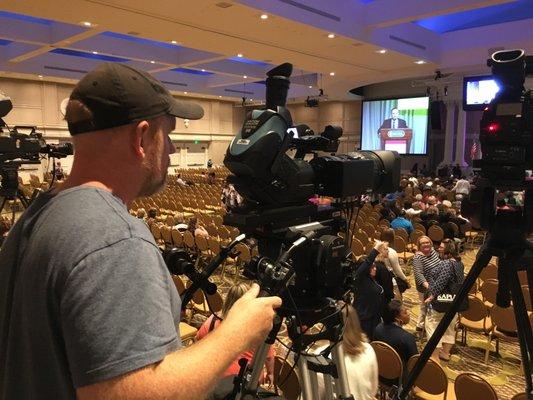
[[168, 98, 204, 120]]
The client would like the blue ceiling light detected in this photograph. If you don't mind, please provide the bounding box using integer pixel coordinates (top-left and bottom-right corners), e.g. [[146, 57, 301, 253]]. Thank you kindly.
[[171, 67, 214, 76], [102, 32, 180, 49], [0, 11, 54, 26], [0, 39, 12, 46], [417, 0, 533, 33], [50, 48, 130, 62], [228, 56, 269, 66]]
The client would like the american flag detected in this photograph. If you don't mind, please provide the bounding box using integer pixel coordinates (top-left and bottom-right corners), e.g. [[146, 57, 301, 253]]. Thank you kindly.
[[470, 140, 479, 160]]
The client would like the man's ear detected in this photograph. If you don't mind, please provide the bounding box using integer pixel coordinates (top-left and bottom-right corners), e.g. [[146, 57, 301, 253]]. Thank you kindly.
[[132, 120, 151, 158]]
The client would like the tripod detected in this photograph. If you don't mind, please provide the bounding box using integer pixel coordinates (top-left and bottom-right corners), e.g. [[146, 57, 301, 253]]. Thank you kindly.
[[235, 299, 355, 400], [396, 211, 533, 399], [0, 165, 31, 225]]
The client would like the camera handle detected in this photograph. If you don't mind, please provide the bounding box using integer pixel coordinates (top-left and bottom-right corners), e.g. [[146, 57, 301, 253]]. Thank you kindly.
[[180, 233, 246, 311], [396, 233, 533, 399]]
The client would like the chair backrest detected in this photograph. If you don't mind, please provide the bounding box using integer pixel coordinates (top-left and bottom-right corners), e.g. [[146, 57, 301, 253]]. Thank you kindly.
[[150, 223, 162, 241], [454, 372, 498, 400], [195, 234, 209, 252], [491, 305, 517, 334], [393, 236, 407, 253], [172, 275, 186, 295], [183, 230, 195, 249], [393, 227, 408, 241], [409, 230, 425, 246], [407, 355, 448, 397], [480, 279, 499, 306], [511, 393, 527, 400], [459, 295, 487, 323], [171, 228, 183, 246], [370, 341, 403, 382], [428, 225, 444, 242], [208, 237, 221, 254], [413, 222, 426, 234], [479, 263, 498, 282], [350, 238, 365, 257], [274, 356, 301, 400], [235, 243, 251, 263]]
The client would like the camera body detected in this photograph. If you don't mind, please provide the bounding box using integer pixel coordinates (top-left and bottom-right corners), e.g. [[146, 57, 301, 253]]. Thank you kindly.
[[462, 50, 533, 231]]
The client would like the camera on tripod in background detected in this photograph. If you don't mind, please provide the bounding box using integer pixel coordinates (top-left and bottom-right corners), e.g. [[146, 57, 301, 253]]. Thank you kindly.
[[462, 49, 533, 232], [0, 93, 73, 199]]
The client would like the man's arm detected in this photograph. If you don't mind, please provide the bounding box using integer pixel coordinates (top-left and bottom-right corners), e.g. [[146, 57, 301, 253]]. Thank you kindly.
[[77, 284, 281, 400]]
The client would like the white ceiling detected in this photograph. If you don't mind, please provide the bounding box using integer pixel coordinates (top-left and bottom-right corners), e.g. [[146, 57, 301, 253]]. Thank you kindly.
[[0, 0, 532, 102]]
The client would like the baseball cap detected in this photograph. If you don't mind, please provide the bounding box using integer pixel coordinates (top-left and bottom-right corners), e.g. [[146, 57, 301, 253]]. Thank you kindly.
[[68, 63, 204, 135]]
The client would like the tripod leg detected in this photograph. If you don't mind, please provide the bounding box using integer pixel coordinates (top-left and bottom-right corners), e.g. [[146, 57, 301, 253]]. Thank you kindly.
[[509, 268, 533, 395], [296, 353, 314, 400], [397, 243, 493, 400]]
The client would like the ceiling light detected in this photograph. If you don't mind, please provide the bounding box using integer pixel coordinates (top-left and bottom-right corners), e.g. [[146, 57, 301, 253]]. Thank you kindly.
[[171, 40, 178, 44], [329, 72, 335, 76], [81, 21, 92, 27], [150, 60, 155, 64], [308, 85, 312, 88], [219, 95, 222, 98], [201, 69, 206, 72], [260, 14, 268, 20], [237, 53, 243, 57], [38, 75, 43, 78], [414, 60, 427, 64], [243, 75, 247, 79], [376, 49, 387, 54], [184, 91, 188, 94], [92, 51, 98, 54], [328, 33, 335, 39]]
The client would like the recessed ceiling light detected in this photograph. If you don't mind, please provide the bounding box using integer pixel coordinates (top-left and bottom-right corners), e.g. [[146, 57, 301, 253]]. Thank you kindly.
[[184, 91, 188, 94], [92, 51, 98, 54], [260, 14, 268, 20], [38, 75, 43, 78], [250, 99, 253, 101], [81, 21, 92, 27], [243, 75, 247, 79], [376, 49, 387, 54], [328, 33, 335, 39], [201, 69, 206, 72], [329, 72, 335, 76], [414, 60, 427, 64], [237, 53, 243, 57], [308, 85, 312, 88], [218, 95, 222, 98], [150, 60, 155, 64], [171, 40, 178, 44]]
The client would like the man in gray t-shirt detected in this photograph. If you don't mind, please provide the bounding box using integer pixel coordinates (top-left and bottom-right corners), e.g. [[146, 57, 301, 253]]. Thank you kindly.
[[0, 63, 281, 400]]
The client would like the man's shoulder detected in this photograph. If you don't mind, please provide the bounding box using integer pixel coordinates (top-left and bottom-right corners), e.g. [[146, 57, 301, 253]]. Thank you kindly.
[[36, 187, 154, 251]]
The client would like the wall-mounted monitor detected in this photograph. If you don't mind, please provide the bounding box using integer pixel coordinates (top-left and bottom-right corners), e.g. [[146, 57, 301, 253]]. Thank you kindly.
[[463, 75, 500, 111], [360, 96, 429, 155]]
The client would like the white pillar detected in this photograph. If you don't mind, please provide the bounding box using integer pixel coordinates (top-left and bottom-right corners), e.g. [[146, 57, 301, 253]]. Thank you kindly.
[[439, 100, 455, 167], [454, 106, 467, 166], [180, 147, 187, 167]]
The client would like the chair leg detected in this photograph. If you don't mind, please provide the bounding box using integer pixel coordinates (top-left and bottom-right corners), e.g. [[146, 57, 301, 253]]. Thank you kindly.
[[484, 334, 492, 364]]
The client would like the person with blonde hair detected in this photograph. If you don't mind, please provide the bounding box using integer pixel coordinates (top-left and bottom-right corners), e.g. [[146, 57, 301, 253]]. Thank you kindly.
[[315, 304, 378, 400], [412, 235, 440, 332], [196, 283, 275, 384]]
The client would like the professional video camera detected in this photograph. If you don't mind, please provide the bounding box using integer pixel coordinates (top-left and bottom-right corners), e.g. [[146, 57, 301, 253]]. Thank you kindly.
[[1, 92, 73, 206], [462, 49, 533, 231]]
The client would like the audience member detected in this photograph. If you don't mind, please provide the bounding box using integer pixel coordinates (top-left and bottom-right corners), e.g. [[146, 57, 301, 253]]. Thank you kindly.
[[207, 158, 213, 168], [188, 216, 209, 238], [380, 229, 410, 299], [452, 177, 470, 196], [373, 300, 418, 365], [55, 161, 65, 180], [354, 240, 391, 340], [176, 173, 188, 186], [425, 240, 464, 361], [0, 217, 12, 247], [412, 236, 440, 332], [404, 201, 422, 220], [196, 283, 275, 384], [390, 210, 414, 235], [316, 304, 378, 400]]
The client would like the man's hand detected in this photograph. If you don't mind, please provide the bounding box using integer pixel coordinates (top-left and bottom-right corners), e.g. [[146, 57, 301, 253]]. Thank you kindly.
[[221, 284, 282, 353], [425, 295, 434, 304], [423, 282, 429, 290]]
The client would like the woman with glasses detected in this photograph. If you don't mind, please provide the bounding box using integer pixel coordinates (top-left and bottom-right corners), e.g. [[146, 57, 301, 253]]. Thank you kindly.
[[412, 236, 440, 333]]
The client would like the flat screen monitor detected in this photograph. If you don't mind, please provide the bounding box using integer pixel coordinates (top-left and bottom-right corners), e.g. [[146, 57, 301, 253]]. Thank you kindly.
[[360, 96, 429, 155], [463, 75, 500, 111]]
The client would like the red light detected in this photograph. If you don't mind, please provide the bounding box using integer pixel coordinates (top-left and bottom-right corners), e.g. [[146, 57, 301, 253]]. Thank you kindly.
[[487, 123, 499, 132]]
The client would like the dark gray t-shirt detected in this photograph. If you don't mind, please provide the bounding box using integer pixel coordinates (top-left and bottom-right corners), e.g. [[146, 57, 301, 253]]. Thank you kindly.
[[0, 187, 181, 399]]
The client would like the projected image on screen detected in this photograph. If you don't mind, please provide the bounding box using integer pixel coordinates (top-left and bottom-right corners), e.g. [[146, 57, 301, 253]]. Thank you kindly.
[[361, 97, 429, 155]]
